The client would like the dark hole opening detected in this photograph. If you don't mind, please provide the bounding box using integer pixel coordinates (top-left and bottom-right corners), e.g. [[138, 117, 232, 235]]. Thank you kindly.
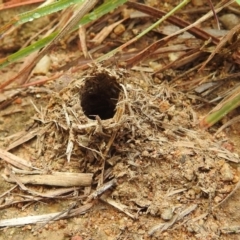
[[80, 73, 121, 120]]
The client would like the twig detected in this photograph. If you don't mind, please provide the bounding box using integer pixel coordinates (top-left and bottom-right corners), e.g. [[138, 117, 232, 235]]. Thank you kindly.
[[214, 115, 240, 136], [101, 194, 136, 219], [86, 178, 117, 203], [0, 148, 33, 170], [0, 202, 93, 228], [33, 202, 76, 232]]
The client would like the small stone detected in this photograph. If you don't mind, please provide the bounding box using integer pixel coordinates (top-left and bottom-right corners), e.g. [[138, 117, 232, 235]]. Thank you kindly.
[[185, 189, 196, 199], [148, 204, 160, 216], [114, 24, 125, 36], [161, 207, 173, 221], [218, 185, 232, 194], [33, 55, 51, 74], [205, 157, 215, 169], [142, 150, 149, 157], [214, 195, 223, 203], [220, 163, 234, 182], [184, 168, 194, 181], [220, 14, 240, 30], [192, 0, 204, 6]]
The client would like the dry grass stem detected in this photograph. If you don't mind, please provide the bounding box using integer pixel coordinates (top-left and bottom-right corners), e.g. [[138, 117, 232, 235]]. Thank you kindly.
[[4, 172, 93, 187]]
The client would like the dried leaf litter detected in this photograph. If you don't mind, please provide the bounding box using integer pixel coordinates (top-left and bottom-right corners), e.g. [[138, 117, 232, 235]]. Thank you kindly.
[[9, 65, 240, 236]]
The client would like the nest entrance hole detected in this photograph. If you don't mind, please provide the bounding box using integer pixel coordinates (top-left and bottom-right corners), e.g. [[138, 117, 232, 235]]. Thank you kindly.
[[80, 72, 121, 120]]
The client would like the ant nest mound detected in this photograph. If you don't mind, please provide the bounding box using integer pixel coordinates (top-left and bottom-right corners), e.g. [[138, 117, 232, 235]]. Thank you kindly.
[[32, 65, 239, 237]]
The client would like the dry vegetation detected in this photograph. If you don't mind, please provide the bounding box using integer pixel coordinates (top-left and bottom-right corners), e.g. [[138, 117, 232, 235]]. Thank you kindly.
[[0, 0, 240, 239]]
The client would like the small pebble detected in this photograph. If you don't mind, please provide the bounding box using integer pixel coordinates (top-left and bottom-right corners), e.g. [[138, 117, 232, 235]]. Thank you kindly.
[[186, 189, 196, 199], [184, 168, 194, 181], [114, 24, 125, 36], [192, 0, 204, 6], [33, 55, 51, 74], [149, 206, 159, 216], [214, 195, 222, 203], [161, 207, 173, 221], [220, 14, 240, 30], [142, 150, 149, 157], [220, 163, 234, 181], [218, 185, 232, 194], [205, 157, 215, 169]]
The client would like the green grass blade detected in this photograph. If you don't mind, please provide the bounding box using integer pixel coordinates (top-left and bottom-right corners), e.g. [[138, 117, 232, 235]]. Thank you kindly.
[[0, 0, 127, 69], [18, 0, 85, 24], [97, 0, 191, 62], [81, 0, 128, 23], [0, 32, 58, 68], [200, 90, 240, 128], [0, 0, 84, 35]]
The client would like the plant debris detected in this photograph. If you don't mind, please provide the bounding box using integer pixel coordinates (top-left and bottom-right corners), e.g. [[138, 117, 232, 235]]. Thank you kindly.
[[0, 64, 239, 239]]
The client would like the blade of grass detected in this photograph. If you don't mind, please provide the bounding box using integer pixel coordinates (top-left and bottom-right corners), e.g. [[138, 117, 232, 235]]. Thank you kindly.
[[96, 0, 191, 63], [0, 0, 127, 70], [126, 1, 220, 44], [200, 86, 240, 128], [0, 0, 85, 36], [0, 32, 58, 68], [0, 0, 98, 90]]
